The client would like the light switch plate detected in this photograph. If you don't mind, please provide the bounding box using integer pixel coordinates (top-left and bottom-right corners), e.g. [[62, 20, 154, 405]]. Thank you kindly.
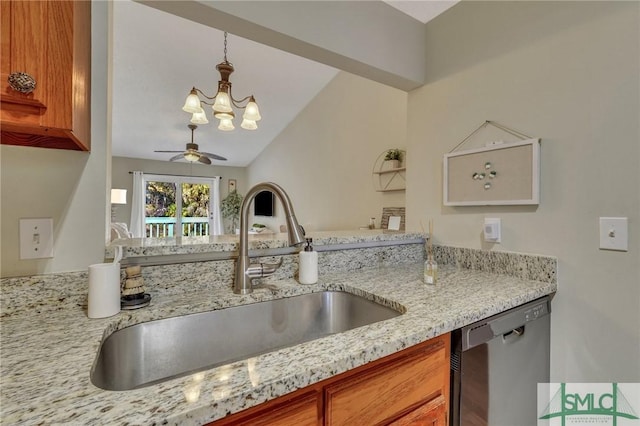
[[19, 218, 54, 259], [599, 217, 628, 251]]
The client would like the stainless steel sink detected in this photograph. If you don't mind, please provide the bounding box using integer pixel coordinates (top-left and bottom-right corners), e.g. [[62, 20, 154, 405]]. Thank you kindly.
[[91, 291, 401, 391]]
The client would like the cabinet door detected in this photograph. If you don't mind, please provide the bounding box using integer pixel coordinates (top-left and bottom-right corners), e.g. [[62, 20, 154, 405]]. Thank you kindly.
[[325, 336, 448, 426], [1, 0, 91, 150], [1, 0, 48, 123], [208, 390, 321, 426], [388, 395, 447, 426]]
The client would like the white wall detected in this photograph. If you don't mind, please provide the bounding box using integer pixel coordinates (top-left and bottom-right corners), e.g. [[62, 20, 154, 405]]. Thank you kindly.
[[0, 2, 110, 278], [406, 1, 639, 381], [111, 156, 247, 230], [247, 72, 407, 232], [139, 0, 426, 90]]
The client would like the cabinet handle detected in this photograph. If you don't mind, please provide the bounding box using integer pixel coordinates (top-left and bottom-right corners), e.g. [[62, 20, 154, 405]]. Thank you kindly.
[[8, 72, 36, 94]]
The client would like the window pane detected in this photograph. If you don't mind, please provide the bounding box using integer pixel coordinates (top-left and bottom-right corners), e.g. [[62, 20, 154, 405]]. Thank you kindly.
[[145, 181, 177, 238], [181, 183, 210, 236]]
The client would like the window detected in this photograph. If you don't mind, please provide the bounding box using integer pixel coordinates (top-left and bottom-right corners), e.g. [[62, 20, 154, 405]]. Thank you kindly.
[[142, 174, 221, 238]]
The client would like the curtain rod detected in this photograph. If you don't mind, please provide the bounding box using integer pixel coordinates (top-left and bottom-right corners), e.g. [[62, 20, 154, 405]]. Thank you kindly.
[[128, 171, 221, 179]]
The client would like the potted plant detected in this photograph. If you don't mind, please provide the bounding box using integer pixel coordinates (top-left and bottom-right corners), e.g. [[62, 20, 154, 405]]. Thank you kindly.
[[221, 190, 243, 233], [384, 149, 403, 169], [251, 223, 266, 233]]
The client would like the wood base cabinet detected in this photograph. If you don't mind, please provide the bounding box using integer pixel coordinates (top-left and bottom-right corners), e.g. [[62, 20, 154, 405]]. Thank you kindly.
[[1, 0, 91, 151], [208, 333, 450, 426]]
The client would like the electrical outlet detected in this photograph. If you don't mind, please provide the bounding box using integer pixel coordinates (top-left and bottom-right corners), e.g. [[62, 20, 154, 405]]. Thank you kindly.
[[484, 218, 501, 243], [599, 217, 628, 251], [19, 218, 54, 259]]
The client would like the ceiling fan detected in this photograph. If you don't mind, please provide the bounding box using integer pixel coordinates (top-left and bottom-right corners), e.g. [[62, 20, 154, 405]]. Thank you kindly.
[[154, 124, 227, 164]]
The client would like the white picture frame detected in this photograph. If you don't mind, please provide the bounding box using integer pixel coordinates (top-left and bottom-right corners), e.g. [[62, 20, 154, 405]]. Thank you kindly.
[[388, 216, 401, 231], [443, 138, 540, 206]]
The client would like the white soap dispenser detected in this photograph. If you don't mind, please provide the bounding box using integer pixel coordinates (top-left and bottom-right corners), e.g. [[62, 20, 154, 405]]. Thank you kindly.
[[298, 237, 318, 284]]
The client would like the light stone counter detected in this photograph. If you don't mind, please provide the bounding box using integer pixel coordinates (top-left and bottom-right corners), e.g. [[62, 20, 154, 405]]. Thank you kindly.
[[1, 244, 556, 425]]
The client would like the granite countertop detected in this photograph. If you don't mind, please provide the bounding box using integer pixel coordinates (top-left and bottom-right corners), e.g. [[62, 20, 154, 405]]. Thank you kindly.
[[0, 262, 556, 425]]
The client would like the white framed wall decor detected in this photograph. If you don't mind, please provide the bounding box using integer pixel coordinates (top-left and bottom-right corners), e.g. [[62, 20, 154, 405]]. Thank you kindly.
[[443, 138, 540, 206]]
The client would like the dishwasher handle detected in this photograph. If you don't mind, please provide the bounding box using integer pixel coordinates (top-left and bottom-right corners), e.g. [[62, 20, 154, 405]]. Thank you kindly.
[[462, 296, 550, 351]]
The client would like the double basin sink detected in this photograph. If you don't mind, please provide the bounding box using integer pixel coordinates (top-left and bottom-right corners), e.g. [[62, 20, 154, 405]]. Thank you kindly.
[[91, 291, 402, 391]]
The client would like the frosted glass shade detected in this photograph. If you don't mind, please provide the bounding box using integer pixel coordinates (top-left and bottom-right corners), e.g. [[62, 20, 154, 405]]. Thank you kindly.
[[243, 101, 261, 121], [213, 107, 234, 120], [182, 92, 202, 114], [241, 119, 257, 130], [190, 110, 209, 124], [218, 118, 235, 131], [213, 91, 232, 113]]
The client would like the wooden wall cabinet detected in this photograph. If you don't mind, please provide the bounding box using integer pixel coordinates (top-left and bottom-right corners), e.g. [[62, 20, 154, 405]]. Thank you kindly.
[[208, 333, 450, 426], [1, 0, 91, 151]]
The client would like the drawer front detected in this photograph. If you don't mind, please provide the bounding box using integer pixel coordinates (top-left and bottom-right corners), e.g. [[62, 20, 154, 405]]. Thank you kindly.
[[325, 337, 448, 426], [209, 391, 321, 426]]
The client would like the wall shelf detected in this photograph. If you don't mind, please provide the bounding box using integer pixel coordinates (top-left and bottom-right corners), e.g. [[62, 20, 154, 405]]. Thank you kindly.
[[372, 150, 406, 192], [376, 188, 406, 193], [374, 167, 406, 175]]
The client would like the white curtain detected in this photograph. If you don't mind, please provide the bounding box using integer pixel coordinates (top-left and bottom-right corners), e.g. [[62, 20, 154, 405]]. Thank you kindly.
[[130, 171, 145, 238], [211, 176, 224, 236]]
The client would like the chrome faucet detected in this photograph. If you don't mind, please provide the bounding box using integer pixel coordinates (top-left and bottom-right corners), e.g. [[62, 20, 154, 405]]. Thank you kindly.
[[233, 182, 305, 294]]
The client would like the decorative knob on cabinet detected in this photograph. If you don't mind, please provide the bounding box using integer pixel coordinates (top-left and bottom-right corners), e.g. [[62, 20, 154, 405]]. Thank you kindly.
[[8, 72, 36, 94]]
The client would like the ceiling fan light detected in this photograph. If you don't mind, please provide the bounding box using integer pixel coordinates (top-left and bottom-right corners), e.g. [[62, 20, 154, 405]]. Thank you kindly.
[[190, 110, 209, 124], [213, 90, 232, 113], [184, 152, 200, 162], [182, 90, 202, 114], [243, 100, 261, 121], [241, 118, 257, 130], [218, 118, 235, 131]]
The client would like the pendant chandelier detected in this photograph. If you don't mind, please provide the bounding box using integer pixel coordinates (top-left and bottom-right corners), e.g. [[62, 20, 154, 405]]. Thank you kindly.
[[182, 32, 261, 131]]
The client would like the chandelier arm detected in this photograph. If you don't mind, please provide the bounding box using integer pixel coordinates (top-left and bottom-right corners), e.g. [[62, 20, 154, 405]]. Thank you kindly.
[[192, 87, 217, 101], [230, 95, 254, 109]]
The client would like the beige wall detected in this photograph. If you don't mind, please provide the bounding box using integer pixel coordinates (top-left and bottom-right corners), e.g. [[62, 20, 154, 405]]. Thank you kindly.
[[0, 2, 110, 278], [3, 0, 638, 386], [111, 156, 247, 229], [247, 72, 407, 232], [407, 1, 639, 381]]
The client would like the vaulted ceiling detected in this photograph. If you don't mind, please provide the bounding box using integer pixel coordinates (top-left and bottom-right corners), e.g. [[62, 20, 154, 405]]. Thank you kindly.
[[111, 1, 457, 167]]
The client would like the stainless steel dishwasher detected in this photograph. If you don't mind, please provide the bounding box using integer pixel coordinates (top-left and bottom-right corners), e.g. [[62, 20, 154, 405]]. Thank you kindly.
[[450, 295, 551, 426]]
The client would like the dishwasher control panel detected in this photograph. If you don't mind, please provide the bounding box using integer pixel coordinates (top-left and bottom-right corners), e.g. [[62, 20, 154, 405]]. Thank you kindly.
[[524, 303, 548, 322]]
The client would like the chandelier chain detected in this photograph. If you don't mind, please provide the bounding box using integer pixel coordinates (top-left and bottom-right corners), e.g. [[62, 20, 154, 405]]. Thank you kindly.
[[223, 32, 228, 63]]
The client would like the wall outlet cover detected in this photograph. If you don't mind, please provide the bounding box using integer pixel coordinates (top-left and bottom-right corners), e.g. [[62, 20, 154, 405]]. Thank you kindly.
[[484, 218, 501, 243], [19, 218, 54, 259]]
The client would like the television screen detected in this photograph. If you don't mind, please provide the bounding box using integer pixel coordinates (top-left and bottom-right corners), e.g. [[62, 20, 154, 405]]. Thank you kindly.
[[254, 191, 274, 216]]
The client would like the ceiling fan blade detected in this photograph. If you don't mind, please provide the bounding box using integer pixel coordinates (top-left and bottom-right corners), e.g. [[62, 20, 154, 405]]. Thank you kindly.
[[169, 153, 185, 161], [200, 152, 228, 161], [154, 150, 184, 153], [197, 155, 212, 165]]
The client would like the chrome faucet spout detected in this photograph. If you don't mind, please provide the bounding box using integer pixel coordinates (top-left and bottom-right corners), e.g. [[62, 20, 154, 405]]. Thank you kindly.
[[234, 182, 304, 294]]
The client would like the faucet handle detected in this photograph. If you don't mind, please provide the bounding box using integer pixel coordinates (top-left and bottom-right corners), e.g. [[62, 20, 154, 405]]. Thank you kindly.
[[246, 257, 284, 280], [260, 257, 283, 276]]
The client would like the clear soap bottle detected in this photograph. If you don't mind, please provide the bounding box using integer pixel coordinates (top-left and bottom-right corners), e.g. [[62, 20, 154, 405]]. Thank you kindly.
[[424, 255, 438, 285]]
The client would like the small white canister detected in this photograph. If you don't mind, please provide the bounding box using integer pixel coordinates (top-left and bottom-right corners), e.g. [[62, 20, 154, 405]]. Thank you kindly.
[[87, 262, 121, 318], [298, 238, 318, 285]]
